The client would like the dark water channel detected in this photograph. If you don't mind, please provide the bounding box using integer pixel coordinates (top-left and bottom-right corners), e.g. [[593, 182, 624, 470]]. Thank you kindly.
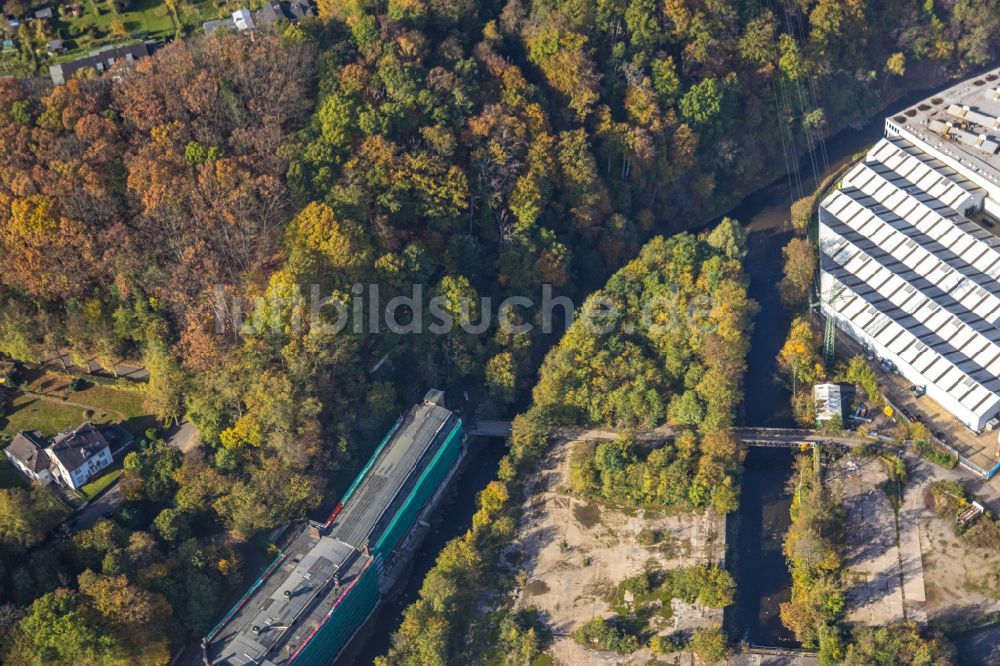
[[726, 86, 944, 646]]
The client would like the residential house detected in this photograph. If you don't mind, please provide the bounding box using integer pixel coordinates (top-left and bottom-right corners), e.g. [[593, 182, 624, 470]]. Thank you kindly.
[[256, 0, 313, 26], [49, 41, 154, 85], [33, 7, 53, 19], [4, 431, 53, 484], [205, 1, 313, 34], [46, 38, 63, 55], [46, 422, 113, 489], [232, 8, 254, 31]]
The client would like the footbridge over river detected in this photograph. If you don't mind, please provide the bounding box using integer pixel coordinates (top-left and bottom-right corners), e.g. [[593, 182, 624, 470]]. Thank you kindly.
[[468, 421, 865, 449]]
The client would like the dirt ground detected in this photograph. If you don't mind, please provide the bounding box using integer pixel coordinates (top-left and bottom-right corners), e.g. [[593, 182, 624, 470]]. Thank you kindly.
[[910, 456, 1000, 622], [827, 455, 907, 626], [831, 448, 1000, 627], [510, 436, 727, 666]]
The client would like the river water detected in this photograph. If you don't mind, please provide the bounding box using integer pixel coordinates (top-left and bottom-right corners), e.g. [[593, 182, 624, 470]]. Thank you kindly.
[[724, 86, 943, 646]]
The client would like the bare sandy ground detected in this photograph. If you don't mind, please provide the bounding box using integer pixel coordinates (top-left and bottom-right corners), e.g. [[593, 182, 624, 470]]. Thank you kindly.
[[510, 435, 727, 665]]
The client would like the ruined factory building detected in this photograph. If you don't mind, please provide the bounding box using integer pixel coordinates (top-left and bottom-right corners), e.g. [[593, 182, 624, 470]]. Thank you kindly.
[[203, 389, 465, 666]]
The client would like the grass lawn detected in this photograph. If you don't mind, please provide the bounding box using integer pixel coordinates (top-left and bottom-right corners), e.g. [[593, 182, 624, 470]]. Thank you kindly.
[[0, 373, 157, 438], [80, 466, 123, 500], [52, 0, 232, 61], [0, 394, 118, 437], [75, 383, 147, 419]]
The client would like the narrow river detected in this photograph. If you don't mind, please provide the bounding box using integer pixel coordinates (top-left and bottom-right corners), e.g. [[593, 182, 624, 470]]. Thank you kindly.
[[726, 87, 941, 646]]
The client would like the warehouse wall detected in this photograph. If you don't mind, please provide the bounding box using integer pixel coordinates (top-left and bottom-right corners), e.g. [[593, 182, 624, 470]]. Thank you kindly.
[[374, 418, 464, 562], [290, 557, 382, 666]]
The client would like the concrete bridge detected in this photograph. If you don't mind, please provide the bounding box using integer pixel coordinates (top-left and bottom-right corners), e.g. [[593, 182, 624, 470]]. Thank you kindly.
[[467, 421, 865, 449]]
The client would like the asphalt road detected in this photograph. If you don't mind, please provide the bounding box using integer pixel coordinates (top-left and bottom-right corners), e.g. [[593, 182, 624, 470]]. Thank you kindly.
[[71, 484, 123, 531], [68, 420, 200, 532], [42, 353, 149, 382], [166, 420, 201, 457]]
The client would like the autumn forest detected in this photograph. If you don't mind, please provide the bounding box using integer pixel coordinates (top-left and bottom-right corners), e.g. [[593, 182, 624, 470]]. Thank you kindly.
[[1, 0, 1000, 662]]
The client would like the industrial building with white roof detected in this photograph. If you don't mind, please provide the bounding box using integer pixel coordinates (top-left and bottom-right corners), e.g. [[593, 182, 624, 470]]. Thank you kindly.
[[819, 68, 1000, 431]]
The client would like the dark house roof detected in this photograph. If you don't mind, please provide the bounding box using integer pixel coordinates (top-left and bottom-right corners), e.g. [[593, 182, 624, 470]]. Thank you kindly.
[[6, 431, 51, 474], [285, 0, 313, 20], [49, 41, 153, 85], [48, 422, 109, 472], [255, 1, 283, 25], [255, 0, 313, 27]]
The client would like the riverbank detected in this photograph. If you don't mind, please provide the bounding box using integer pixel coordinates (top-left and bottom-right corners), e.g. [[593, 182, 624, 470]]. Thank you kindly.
[[720, 80, 964, 648]]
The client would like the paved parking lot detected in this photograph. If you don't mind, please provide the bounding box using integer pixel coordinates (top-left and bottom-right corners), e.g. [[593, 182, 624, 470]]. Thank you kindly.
[[829, 456, 906, 625], [831, 326, 1000, 515]]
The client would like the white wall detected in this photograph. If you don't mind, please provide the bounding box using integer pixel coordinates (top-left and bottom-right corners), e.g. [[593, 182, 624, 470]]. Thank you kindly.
[[819, 274, 1000, 431]]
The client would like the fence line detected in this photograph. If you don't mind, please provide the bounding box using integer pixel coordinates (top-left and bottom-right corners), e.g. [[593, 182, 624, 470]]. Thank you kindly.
[[882, 394, 1000, 480]]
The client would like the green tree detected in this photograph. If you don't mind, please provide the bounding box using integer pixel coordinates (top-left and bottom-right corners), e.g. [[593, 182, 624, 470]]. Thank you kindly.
[[651, 56, 681, 106], [778, 237, 817, 306], [0, 485, 68, 549], [705, 217, 748, 261], [843, 622, 955, 665], [668, 390, 705, 426], [690, 625, 727, 663], [5, 590, 124, 666], [679, 78, 726, 130], [152, 508, 190, 543], [485, 351, 517, 403], [123, 441, 182, 503], [886, 52, 906, 76]]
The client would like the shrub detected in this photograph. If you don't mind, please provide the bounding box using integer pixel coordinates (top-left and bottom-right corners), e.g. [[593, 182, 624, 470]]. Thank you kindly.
[[690, 625, 728, 663], [636, 528, 661, 545], [572, 617, 640, 654], [846, 355, 879, 405], [915, 440, 958, 469], [649, 633, 684, 654]]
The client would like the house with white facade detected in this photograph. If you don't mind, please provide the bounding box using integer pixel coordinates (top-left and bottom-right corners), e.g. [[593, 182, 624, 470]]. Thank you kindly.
[[819, 68, 1000, 432], [4, 431, 53, 484], [46, 422, 113, 489]]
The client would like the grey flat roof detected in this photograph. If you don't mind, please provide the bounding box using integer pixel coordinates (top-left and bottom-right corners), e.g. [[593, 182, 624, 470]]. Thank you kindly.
[[327, 400, 452, 548], [890, 68, 1000, 184], [207, 527, 360, 666], [206, 397, 458, 666]]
